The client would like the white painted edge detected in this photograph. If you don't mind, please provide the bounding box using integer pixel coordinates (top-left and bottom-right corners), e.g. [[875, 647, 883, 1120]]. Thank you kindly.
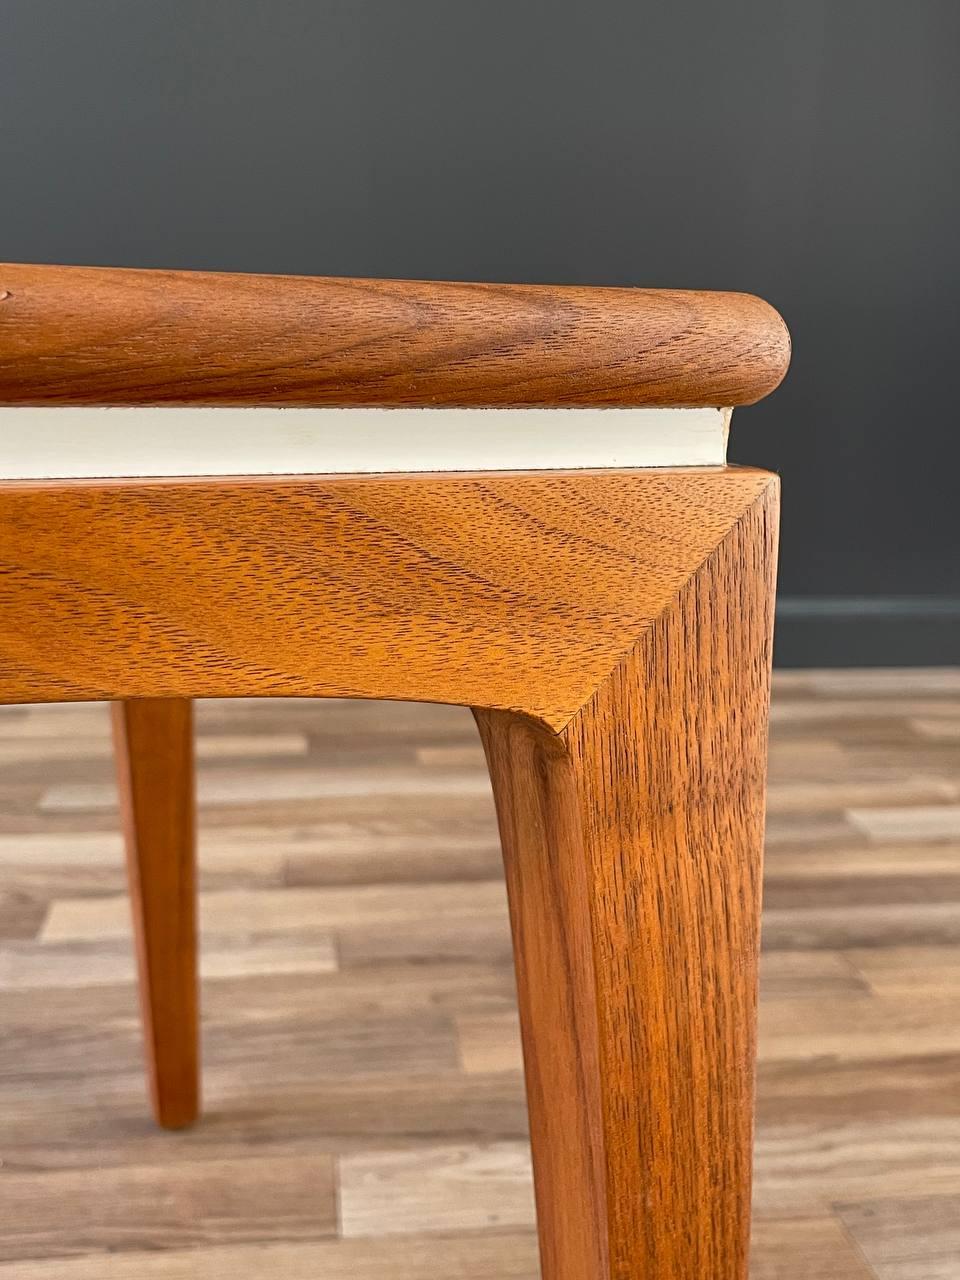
[[0, 405, 731, 480]]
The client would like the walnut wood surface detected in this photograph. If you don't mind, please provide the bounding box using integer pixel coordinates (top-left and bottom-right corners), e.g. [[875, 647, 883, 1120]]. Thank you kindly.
[[0, 263, 789, 407], [0, 468, 774, 728], [112, 697, 198, 1130], [0, 464, 779, 1274], [476, 482, 777, 1279]]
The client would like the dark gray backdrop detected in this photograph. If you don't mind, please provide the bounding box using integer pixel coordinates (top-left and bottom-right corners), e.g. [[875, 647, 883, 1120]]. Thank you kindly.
[[3, 0, 958, 664]]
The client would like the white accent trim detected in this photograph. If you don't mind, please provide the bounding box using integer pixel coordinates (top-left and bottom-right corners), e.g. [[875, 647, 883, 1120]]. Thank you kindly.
[[0, 405, 730, 480]]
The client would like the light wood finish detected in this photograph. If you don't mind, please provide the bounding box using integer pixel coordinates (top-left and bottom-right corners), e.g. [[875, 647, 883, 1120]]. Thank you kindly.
[[339, 1142, 537, 1238], [476, 483, 777, 1279], [849, 805, 960, 842], [41, 879, 510, 943], [835, 1195, 960, 1279], [0, 467, 774, 728], [0, 1235, 542, 1280], [1, 1153, 336, 1259], [112, 698, 198, 1129], [0, 263, 790, 407], [0, 673, 957, 1277]]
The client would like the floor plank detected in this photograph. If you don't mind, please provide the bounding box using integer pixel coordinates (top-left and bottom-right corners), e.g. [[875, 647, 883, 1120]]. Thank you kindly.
[[339, 1142, 537, 1237], [0, 1154, 337, 1261], [836, 1195, 960, 1280], [0, 1233, 541, 1279], [848, 806, 960, 842], [750, 1216, 876, 1280]]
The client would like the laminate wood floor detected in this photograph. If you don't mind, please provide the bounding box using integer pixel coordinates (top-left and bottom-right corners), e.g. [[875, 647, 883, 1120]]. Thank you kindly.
[[1, 669, 958, 1278]]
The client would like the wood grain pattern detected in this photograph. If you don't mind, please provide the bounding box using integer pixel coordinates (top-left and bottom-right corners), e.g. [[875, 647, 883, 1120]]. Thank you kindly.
[[1, 674, 958, 1277], [0, 468, 774, 728], [0, 1153, 337, 1259], [112, 698, 198, 1129], [0, 1235, 541, 1279], [1, 457, 781, 1271], [339, 1142, 536, 1238], [0, 263, 790, 407], [836, 1194, 960, 1279], [476, 482, 778, 1279], [474, 713, 609, 1277]]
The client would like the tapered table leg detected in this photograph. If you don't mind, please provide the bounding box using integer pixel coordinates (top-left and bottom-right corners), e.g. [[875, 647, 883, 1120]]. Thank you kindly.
[[475, 489, 776, 1279], [112, 697, 199, 1130]]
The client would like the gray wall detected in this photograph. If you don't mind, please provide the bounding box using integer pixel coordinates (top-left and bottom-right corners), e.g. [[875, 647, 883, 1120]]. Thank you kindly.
[[3, 1, 959, 664]]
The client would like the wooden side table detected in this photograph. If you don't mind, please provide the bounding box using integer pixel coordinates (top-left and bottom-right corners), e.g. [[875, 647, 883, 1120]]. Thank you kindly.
[[0, 263, 789, 1279]]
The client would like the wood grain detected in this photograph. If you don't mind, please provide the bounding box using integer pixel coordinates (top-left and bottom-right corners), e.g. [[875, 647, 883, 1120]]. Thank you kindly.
[[339, 1142, 536, 1238], [476, 482, 779, 1279], [0, 463, 780, 1270], [112, 698, 198, 1129], [836, 1194, 960, 1279], [1, 675, 958, 1276], [0, 468, 774, 728], [0, 263, 790, 407], [0, 1153, 336, 1260], [0, 1235, 541, 1279]]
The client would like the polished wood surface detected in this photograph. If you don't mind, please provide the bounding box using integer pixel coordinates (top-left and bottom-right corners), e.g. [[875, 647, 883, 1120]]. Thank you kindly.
[[0, 264, 795, 1273], [111, 698, 198, 1130], [0, 263, 790, 407], [0, 671, 956, 1277], [0, 467, 774, 730], [477, 482, 776, 1278], [2, 465, 777, 1275]]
